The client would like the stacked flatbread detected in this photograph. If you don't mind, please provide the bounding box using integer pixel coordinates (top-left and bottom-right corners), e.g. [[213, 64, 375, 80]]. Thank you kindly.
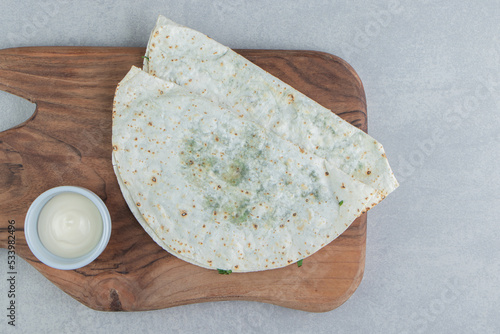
[[112, 16, 398, 272]]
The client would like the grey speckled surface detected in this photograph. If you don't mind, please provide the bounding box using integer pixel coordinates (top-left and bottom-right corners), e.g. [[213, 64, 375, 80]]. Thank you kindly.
[[1, 0, 499, 333]]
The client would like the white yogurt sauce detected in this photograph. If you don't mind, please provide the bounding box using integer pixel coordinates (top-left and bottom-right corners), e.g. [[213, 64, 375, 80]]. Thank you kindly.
[[37, 193, 103, 258]]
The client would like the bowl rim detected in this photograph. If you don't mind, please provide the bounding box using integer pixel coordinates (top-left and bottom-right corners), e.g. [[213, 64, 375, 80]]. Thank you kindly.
[[24, 186, 112, 270]]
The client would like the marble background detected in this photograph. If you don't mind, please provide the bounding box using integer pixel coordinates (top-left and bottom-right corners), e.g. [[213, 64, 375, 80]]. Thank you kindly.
[[1, 1, 499, 333]]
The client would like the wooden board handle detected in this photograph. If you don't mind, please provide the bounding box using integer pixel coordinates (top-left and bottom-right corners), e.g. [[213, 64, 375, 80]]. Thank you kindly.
[[0, 48, 38, 102], [0, 49, 34, 247]]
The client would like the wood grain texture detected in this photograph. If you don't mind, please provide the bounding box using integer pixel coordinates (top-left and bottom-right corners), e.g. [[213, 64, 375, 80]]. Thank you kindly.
[[0, 47, 367, 312]]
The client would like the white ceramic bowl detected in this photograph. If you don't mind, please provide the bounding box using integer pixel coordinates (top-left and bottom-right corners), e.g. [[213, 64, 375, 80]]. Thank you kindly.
[[25, 186, 112, 270]]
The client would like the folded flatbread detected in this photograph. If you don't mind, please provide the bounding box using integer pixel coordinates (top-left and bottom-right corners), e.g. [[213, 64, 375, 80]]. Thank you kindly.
[[113, 67, 381, 272], [112, 16, 398, 272]]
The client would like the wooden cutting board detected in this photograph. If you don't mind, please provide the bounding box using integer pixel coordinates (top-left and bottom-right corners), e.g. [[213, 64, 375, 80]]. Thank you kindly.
[[0, 47, 367, 312]]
